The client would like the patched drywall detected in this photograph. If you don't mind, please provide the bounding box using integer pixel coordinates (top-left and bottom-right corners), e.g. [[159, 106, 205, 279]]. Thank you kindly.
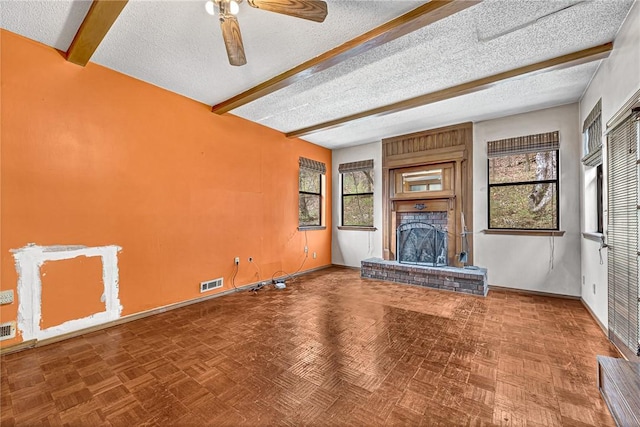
[[40, 256, 105, 329], [12, 244, 122, 341]]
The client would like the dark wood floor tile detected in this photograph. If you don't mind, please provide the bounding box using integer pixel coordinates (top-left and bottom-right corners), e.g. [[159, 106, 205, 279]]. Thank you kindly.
[[424, 402, 472, 426], [397, 388, 430, 414], [104, 399, 149, 427], [7, 370, 46, 392], [347, 404, 387, 426], [58, 398, 105, 426], [82, 369, 121, 396], [385, 405, 424, 426], [492, 402, 528, 426], [52, 385, 93, 411], [95, 384, 131, 407]]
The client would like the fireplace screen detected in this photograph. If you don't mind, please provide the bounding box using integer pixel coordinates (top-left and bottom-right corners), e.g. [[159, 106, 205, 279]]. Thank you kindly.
[[397, 222, 447, 266]]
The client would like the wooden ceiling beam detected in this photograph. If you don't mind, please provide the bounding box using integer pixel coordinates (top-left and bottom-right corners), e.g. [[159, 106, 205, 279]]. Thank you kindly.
[[211, 0, 482, 114], [286, 42, 614, 139], [66, 0, 128, 66]]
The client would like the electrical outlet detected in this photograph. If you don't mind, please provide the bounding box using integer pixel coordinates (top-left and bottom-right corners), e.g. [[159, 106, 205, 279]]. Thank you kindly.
[[304, 246, 308, 253], [593, 283, 596, 294], [234, 257, 240, 265], [0, 290, 14, 305], [582, 276, 585, 285], [313, 252, 317, 259]]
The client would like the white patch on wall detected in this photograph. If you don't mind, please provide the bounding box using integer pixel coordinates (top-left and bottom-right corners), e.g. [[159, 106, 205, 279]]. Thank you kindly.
[[11, 244, 122, 341]]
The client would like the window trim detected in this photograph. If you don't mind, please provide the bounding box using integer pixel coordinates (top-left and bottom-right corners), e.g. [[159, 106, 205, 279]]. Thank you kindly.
[[487, 149, 560, 231], [337, 226, 377, 231], [596, 163, 604, 234], [484, 229, 565, 237]]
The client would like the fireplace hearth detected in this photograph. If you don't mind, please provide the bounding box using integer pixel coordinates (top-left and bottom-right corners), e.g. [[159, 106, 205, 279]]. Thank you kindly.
[[361, 258, 488, 296]]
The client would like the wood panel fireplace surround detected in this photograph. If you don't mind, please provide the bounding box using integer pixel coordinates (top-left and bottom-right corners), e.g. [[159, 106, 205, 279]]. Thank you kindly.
[[361, 122, 488, 296]]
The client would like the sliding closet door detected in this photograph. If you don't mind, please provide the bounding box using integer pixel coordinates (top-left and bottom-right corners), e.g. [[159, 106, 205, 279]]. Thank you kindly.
[[607, 110, 640, 360]]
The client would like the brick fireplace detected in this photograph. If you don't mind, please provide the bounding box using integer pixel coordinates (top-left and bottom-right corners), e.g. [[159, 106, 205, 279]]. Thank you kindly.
[[397, 212, 448, 266]]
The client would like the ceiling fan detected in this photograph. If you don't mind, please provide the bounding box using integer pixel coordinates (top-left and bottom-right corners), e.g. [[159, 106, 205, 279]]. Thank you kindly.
[[205, 0, 328, 66]]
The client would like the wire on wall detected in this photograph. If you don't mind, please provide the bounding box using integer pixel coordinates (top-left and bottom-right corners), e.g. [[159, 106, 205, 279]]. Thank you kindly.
[[548, 234, 555, 271], [231, 263, 239, 291], [250, 258, 262, 281], [270, 231, 309, 283]]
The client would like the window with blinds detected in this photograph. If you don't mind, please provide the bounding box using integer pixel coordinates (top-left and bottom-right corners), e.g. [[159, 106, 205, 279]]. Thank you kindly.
[[487, 131, 560, 230], [299, 157, 326, 228], [607, 106, 640, 360], [339, 159, 374, 227]]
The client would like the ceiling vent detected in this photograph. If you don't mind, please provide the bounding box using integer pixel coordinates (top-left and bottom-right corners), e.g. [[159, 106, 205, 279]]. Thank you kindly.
[[200, 278, 223, 293], [0, 322, 16, 341]]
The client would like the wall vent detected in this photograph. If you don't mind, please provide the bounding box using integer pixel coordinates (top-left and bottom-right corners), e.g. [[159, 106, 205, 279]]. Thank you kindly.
[[0, 322, 16, 341], [200, 278, 223, 293]]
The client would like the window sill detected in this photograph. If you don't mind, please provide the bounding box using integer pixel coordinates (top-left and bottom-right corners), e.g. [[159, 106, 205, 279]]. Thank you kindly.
[[298, 226, 327, 231], [483, 229, 565, 237], [582, 232, 604, 242], [337, 226, 377, 231]]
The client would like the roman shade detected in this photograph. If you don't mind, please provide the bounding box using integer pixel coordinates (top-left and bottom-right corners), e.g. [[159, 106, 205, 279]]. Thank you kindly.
[[299, 157, 326, 174], [338, 159, 374, 173], [582, 99, 602, 166], [487, 131, 559, 157]]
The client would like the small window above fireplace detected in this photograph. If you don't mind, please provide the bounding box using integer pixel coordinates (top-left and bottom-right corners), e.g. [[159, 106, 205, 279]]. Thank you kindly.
[[402, 169, 443, 192], [392, 163, 453, 200]]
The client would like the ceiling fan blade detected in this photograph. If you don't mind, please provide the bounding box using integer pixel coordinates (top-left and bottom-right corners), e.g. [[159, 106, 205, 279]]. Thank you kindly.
[[248, 0, 327, 23], [220, 14, 247, 66]]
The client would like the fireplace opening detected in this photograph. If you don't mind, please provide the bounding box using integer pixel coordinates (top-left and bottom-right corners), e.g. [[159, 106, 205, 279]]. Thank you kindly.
[[397, 222, 448, 267]]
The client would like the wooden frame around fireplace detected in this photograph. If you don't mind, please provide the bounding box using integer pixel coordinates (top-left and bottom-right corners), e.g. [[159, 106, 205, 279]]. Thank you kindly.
[[382, 122, 474, 267]]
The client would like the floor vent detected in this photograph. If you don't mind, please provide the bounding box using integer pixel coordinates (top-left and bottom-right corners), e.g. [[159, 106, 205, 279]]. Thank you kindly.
[[0, 322, 16, 341], [200, 278, 223, 293]]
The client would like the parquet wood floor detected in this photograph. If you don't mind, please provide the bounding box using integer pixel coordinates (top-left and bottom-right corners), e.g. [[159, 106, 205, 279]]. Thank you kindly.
[[1, 267, 620, 426]]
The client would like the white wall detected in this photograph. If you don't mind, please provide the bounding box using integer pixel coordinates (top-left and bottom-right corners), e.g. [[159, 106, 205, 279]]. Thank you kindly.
[[579, 2, 640, 329], [332, 142, 383, 267], [473, 104, 582, 297]]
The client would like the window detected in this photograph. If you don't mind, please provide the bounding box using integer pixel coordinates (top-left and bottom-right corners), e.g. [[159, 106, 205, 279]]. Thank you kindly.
[[391, 163, 454, 199], [299, 157, 326, 228], [606, 101, 640, 359], [487, 131, 559, 230], [582, 100, 604, 234], [339, 160, 374, 227], [402, 169, 442, 192]]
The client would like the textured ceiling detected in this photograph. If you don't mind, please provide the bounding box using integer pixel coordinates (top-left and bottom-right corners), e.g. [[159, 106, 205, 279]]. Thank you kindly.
[[1, 0, 635, 149], [304, 61, 600, 149]]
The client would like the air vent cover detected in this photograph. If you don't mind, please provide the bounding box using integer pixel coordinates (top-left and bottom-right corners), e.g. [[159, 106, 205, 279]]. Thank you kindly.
[[0, 322, 16, 341], [200, 278, 223, 293]]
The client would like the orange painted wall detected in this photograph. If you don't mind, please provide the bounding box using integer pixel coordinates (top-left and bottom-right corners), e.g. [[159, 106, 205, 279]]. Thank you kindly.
[[0, 30, 332, 348]]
